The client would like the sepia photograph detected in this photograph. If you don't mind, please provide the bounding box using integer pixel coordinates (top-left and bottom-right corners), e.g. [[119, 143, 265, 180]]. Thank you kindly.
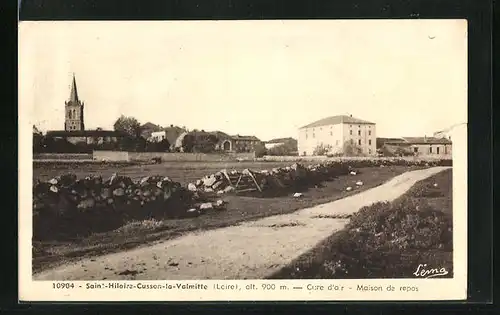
[[19, 20, 467, 300]]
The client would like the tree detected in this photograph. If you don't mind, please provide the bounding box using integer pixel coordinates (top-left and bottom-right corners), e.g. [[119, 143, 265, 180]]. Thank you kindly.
[[113, 115, 144, 151], [181, 134, 195, 153], [342, 141, 364, 157], [181, 132, 218, 153], [113, 115, 142, 138], [146, 138, 171, 152], [394, 146, 414, 157], [254, 142, 267, 157], [313, 143, 332, 156], [266, 139, 298, 156]]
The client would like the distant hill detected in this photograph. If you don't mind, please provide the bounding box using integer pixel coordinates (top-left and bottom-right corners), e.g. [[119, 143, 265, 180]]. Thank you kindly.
[[265, 137, 297, 145]]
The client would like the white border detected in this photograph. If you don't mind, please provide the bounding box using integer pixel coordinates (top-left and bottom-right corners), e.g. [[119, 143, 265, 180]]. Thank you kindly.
[[18, 20, 468, 302]]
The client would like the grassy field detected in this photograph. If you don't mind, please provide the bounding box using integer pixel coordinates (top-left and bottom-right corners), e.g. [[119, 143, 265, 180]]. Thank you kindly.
[[269, 168, 453, 279], [32, 163, 424, 273], [33, 161, 324, 184]]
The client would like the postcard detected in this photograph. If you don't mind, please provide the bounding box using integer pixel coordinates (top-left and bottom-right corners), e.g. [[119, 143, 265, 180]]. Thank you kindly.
[[19, 19, 467, 301]]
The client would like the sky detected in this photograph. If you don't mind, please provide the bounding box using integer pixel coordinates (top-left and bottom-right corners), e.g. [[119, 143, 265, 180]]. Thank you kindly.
[[19, 20, 467, 141]]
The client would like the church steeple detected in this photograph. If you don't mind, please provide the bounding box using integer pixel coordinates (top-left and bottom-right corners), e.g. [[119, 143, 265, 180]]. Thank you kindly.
[[64, 73, 85, 131], [69, 73, 79, 104]]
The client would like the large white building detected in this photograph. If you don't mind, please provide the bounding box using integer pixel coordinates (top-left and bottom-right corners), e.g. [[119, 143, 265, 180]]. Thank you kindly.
[[298, 115, 377, 156]]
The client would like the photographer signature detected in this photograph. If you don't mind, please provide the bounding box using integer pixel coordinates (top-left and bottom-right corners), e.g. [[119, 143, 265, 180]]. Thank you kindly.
[[413, 264, 449, 278]]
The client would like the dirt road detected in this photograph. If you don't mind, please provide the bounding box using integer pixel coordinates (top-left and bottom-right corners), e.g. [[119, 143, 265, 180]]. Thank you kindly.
[[34, 167, 450, 281]]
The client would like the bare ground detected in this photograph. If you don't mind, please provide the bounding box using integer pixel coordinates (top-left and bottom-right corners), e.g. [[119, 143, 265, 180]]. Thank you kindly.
[[33, 167, 449, 280]]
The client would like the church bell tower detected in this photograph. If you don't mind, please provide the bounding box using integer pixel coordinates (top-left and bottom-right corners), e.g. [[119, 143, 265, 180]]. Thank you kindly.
[[64, 74, 85, 131]]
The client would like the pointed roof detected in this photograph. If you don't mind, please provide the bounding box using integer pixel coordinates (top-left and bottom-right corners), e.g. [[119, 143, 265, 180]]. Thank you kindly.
[[300, 115, 375, 129], [69, 73, 79, 103]]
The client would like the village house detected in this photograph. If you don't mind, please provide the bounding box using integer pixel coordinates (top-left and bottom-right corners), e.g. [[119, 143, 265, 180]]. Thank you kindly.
[[170, 130, 261, 153], [45, 74, 127, 145], [140, 122, 162, 139], [298, 115, 377, 156], [378, 136, 452, 157], [149, 125, 187, 146], [228, 135, 262, 153]]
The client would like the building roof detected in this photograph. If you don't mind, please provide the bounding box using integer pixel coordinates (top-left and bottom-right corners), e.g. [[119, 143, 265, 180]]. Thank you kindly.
[[211, 131, 232, 140], [231, 135, 261, 141], [300, 115, 375, 129], [377, 137, 407, 143], [402, 137, 452, 144], [382, 137, 452, 145], [141, 122, 162, 131], [46, 130, 128, 137]]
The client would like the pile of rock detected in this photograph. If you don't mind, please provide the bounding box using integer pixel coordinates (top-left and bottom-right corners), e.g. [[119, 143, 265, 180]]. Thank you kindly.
[[186, 157, 451, 198], [190, 169, 238, 194], [187, 162, 354, 197], [33, 172, 228, 240]]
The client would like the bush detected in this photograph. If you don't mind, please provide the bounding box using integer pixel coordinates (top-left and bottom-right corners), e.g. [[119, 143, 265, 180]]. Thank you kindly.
[[269, 169, 453, 279], [145, 139, 171, 152], [313, 143, 332, 156], [347, 197, 452, 252], [342, 141, 364, 157], [254, 143, 267, 158]]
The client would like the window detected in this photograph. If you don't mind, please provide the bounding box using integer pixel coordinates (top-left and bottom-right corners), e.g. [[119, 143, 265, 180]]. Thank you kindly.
[[358, 130, 361, 136], [368, 149, 372, 154], [445, 146, 448, 154], [414, 147, 418, 153], [358, 125, 360, 128], [358, 139, 361, 145], [429, 146, 433, 154], [368, 131, 371, 136], [350, 139, 354, 144], [350, 130, 353, 135], [437, 147, 440, 154], [368, 139, 372, 145], [313, 133, 315, 138], [330, 131, 333, 136], [68, 111, 72, 119]]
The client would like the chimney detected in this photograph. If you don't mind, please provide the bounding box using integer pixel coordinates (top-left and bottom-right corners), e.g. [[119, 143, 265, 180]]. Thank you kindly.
[[424, 135, 427, 142], [170, 124, 174, 127]]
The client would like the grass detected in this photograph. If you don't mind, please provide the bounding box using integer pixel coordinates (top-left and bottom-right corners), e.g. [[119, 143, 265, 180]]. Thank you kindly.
[[33, 161, 323, 184], [268, 168, 453, 279], [32, 164, 423, 273]]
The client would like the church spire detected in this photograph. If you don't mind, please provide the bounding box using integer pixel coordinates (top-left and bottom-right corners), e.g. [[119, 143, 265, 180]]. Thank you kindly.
[[69, 73, 79, 103]]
